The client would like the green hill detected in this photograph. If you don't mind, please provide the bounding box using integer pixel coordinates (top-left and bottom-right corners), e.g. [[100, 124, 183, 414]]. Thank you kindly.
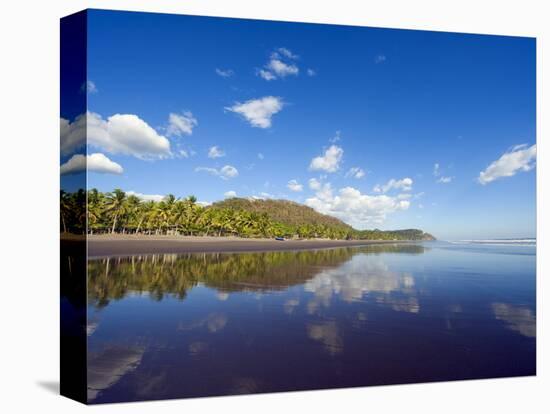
[[210, 198, 435, 241], [211, 198, 351, 229]]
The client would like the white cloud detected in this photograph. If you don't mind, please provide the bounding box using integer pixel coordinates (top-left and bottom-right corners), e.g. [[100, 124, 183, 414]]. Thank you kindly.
[[345, 167, 365, 179], [373, 177, 413, 193], [305, 185, 410, 228], [215, 68, 234, 78], [267, 59, 299, 77], [478, 144, 536, 185], [433, 163, 440, 177], [258, 153, 264, 160], [224, 190, 237, 198], [195, 165, 239, 180], [374, 55, 387, 64], [309, 145, 343, 173], [166, 111, 198, 137], [208, 146, 225, 159], [60, 153, 123, 176], [307, 68, 316, 76], [179, 149, 189, 158], [287, 179, 303, 192], [87, 112, 171, 159], [225, 96, 284, 128], [308, 178, 322, 190], [258, 69, 276, 81], [275, 47, 298, 59], [437, 176, 453, 184], [60, 114, 86, 156], [81, 80, 98, 94], [126, 191, 165, 202], [258, 47, 299, 81]]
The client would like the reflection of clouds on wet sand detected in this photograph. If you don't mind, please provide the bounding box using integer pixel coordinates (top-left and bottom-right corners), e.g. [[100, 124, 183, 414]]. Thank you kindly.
[[283, 298, 300, 314], [304, 254, 419, 314], [230, 377, 261, 394], [86, 321, 99, 336], [492, 303, 536, 338], [188, 341, 209, 356], [375, 296, 419, 313], [177, 312, 228, 333], [307, 320, 343, 355], [87, 346, 145, 402]]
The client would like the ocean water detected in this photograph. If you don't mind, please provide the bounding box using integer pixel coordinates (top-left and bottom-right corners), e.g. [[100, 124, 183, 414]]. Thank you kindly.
[[85, 241, 536, 403]]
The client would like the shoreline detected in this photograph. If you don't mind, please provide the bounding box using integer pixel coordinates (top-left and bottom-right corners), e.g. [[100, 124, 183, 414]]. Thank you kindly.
[[87, 234, 421, 258]]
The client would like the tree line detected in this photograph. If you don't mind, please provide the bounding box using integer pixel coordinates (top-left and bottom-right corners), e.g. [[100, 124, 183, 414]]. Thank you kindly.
[[60, 188, 434, 240]]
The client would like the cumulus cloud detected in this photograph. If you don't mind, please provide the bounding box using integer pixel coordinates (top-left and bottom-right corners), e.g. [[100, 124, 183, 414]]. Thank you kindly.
[[126, 191, 165, 202], [478, 144, 536, 185], [87, 112, 171, 159], [258, 69, 276, 81], [60, 114, 87, 156], [215, 68, 234, 78], [266, 58, 299, 77], [305, 185, 410, 228], [308, 178, 322, 190], [345, 167, 365, 179], [62, 112, 173, 159], [287, 179, 303, 192], [60, 153, 123, 176], [225, 96, 283, 128], [224, 190, 237, 198], [258, 47, 299, 81], [373, 177, 413, 193], [208, 146, 225, 159], [166, 111, 198, 137], [309, 145, 343, 173], [195, 165, 239, 180]]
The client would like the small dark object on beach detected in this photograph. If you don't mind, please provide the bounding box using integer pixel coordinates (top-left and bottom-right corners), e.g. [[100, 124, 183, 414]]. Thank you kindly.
[[275, 237, 285, 241]]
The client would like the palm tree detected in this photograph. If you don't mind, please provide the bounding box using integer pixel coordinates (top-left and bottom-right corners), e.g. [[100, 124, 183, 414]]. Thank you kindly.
[[60, 190, 70, 233], [105, 189, 126, 233], [87, 188, 105, 234]]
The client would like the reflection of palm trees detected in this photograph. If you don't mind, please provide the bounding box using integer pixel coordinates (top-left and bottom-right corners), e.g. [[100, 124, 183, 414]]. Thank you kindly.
[[88, 244, 426, 308]]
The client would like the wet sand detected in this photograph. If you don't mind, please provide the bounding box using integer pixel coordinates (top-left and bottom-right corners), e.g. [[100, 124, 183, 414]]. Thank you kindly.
[[88, 235, 408, 258]]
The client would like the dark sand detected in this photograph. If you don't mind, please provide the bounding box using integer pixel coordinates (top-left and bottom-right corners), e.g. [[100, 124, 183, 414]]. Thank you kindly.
[[88, 235, 409, 258]]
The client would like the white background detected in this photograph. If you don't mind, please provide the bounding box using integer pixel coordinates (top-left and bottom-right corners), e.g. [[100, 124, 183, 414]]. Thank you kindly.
[[0, 0, 547, 412]]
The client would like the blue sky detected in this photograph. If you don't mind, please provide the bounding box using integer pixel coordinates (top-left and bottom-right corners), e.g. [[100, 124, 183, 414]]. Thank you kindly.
[[60, 10, 536, 240]]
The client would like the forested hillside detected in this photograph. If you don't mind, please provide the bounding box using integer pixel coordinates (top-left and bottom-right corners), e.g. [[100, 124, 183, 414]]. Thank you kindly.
[[61, 189, 435, 240]]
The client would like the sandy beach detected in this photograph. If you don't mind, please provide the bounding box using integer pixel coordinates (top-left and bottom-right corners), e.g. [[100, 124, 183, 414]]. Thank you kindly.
[[87, 234, 409, 258]]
